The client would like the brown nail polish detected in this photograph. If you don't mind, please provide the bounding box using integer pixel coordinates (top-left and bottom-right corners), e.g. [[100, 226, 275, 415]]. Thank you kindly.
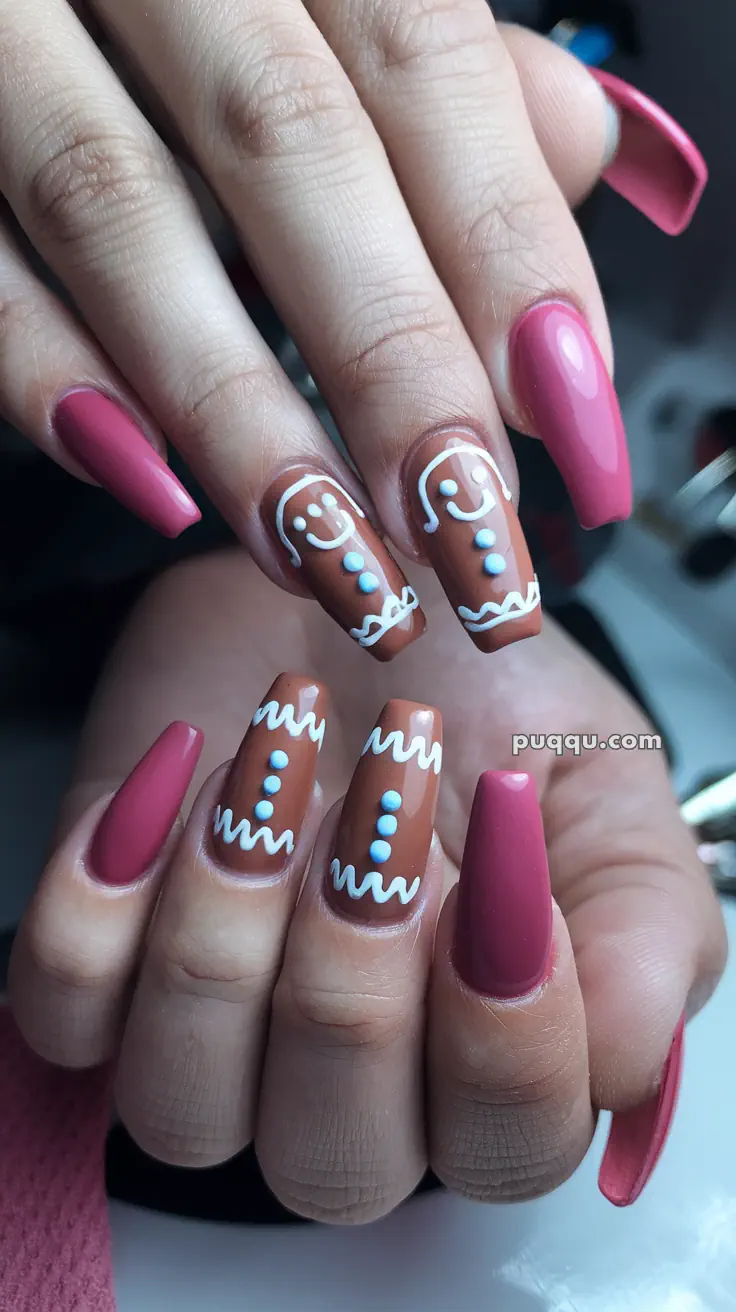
[[263, 466, 426, 661], [326, 699, 442, 924], [405, 432, 541, 652], [211, 673, 329, 876]]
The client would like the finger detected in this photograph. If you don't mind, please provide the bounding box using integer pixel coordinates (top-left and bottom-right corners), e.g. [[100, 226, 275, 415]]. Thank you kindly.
[[91, 0, 543, 657], [257, 699, 443, 1222], [0, 1, 423, 660], [429, 771, 593, 1201], [0, 217, 200, 536], [304, 0, 630, 532], [115, 674, 328, 1167], [9, 721, 202, 1067], [547, 731, 727, 1206]]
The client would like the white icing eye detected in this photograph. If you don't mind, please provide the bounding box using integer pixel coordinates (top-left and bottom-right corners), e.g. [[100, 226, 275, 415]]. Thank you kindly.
[[438, 479, 459, 497], [471, 466, 488, 484], [322, 492, 338, 508], [292, 516, 307, 532], [307, 503, 322, 517]]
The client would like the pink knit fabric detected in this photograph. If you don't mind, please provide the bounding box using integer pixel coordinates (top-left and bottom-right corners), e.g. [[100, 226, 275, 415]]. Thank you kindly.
[[0, 1009, 116, 1312]]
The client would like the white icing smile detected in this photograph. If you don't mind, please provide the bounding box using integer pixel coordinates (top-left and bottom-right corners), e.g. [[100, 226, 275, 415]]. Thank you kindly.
[[417, 443, 512, 534], [305, 509, 355, 552], [276, 474, 365, 567]]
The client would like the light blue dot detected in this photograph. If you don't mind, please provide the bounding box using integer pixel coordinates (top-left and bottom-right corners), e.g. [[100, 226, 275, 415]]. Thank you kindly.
[[474, 528, 496, 550], [370, 839, 392, 864], [343, 551, 364, 573], [263, 775, 281, 795], [439, 479, 459, 497], [376, 814, 398, 837], [254, 800, 274, 821], [483, 553, 507, 576], [270, 749, 289, 770], [381, 790, 402, 813], [358, 572, 379, 594]]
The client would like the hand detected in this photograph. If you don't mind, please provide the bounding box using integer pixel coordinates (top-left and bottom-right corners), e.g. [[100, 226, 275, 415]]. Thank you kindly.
[[9, 551, 725, 1215], [0, 2, 705, 659]]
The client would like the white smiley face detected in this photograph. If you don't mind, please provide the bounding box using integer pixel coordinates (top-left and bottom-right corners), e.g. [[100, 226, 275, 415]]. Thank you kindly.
[[417, 445, 512, 534], [276, 476, 366, 567], [438, 464, 496, 523]]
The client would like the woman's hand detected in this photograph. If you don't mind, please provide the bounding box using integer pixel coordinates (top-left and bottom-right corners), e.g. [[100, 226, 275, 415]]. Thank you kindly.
[[9, 550, 725, 1216], [0, 2, 705, 658]]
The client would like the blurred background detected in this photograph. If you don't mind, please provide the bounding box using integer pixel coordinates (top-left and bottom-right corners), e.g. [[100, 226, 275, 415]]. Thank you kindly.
[[1, 0, 736, 1307]]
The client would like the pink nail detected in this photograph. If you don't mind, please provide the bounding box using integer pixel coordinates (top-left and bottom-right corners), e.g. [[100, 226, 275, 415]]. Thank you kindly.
[[53, 390, 201, 538], [598, 1014, 685, 1207], [88, 722, 203, 886], [510, 301, 631, 530], [453, 771, 553, 998], [592, 71, 707, 236]]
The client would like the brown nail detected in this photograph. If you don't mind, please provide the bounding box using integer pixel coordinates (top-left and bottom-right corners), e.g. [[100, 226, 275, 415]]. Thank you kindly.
[[326, 699, 442, 924], [211, 673, 329, 876], [263, 466, 426, 661], [405, 432, 541, 653]]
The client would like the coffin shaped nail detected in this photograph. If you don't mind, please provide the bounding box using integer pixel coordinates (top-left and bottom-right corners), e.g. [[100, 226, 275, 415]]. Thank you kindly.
[[89, 722, 203, 886], [263, 467, 425, 661], [405, 432, 540, 652], [453, 771, 553, 998], [598, 1014, 685, 1207], [211, 673, 329, 876], [592, 71, 708, 236], [511, 301, 632, 530], [326, 699, 442, 923]]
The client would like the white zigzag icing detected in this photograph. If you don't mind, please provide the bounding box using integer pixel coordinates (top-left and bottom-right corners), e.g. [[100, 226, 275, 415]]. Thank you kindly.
[[252, 700, 326, 749], [458, 577, 541, 633], [213, 806, 294, 855], [361, 727, 442, 774], [330, 859, 420, 905], [349, 586, 420, 648], [417, 442, 512, 534]]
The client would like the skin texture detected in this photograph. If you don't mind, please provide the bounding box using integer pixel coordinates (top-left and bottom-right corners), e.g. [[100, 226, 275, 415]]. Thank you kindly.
[[9, 550, 727, 1217], [0, 7, 623, 659]]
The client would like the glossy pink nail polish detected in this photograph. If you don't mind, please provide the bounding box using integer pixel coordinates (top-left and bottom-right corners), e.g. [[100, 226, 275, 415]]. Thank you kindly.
[[53, 390, 201, 538], [592, 71, 707, 236], [453, 770, 553, 998], [511, 301, 631, 530], [88, 722, 203, 886], [598, 1014, 685, 1207]]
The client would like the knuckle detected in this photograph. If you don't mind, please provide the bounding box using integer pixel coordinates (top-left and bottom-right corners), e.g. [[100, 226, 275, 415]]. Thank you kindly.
[[175, 353, 280, 446], [155, 933, 277, 1006], [460, 185, 561, 286], [277, 977, 408, 1056], [0, 291, 43, 353], [266, 1167, 398, 1225], [372, 0, 502, 74], [25, 122, 176, 250], [333, 299, 459, 405], [26, 929, 108, 995], [215, 40, 362, 164]]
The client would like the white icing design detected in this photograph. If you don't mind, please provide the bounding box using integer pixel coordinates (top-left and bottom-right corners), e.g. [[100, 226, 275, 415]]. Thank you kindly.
[[213, 806, 294, 855], [417, 444, 512, 534], [252, 700, 326, 749], [349, 586, 419, 648], [330, 858, 420, 906], [249, 697, 324, 750], [458, 577, 541, 633], [275, 475, 366, 567], [361, 727, 442, 774]]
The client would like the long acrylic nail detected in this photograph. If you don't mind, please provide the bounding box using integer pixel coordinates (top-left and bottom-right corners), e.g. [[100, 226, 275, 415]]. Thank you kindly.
[[405, 431, 541, 652], [263, 466, 426, 661], [598, 1014, 685, 1207], [53, 389, 201, 538], [453, 771, 553, 997], [89, 722, 203, 886], [592, 71, 708, 236], [326, 699, 442, 923], [510, 301, 631, 530], [211, 673, 329, 876]]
